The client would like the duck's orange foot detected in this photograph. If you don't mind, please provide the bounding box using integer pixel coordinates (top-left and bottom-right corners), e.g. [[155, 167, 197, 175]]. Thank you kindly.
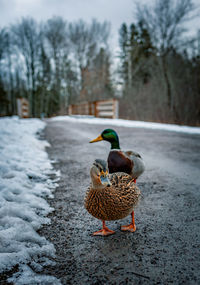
[[121, 223, 136, 232], [93, 227, 115, 236]]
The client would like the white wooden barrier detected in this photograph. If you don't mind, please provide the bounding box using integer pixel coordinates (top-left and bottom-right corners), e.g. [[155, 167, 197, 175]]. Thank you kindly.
[[17, 98, 29, 118], [68, 99, 119, 119]]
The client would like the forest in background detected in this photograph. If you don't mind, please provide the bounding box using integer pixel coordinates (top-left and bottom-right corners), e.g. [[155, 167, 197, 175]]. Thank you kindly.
[[0, 0, 199, 125]]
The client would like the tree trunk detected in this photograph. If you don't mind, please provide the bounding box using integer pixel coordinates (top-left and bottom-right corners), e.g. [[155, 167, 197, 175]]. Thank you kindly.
[[161, 55, 180, 123], [161, 55, 171, 110]]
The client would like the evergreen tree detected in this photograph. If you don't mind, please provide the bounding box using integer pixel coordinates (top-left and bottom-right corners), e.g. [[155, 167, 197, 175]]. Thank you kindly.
[[119, 23, 129, 89]]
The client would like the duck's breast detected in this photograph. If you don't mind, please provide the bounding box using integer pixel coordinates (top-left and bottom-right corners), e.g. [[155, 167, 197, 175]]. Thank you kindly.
[[108, 150, 133, 174], [84, 186, 134, 221]]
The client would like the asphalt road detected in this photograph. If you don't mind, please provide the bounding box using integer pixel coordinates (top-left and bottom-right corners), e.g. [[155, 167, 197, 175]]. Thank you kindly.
[[39, 119, 200, 285]]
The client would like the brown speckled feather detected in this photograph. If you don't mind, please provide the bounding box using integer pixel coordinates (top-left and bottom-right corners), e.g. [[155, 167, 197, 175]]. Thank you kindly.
[[84, 173, 140, 221], [108, 151, 133, 174]]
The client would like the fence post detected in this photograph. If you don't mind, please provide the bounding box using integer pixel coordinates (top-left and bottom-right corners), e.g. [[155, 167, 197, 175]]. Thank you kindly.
[[68, 105, 72, 115], [113, 99, 119, 119], [17, 98, 29, 118], [94, 101, 98, 117]]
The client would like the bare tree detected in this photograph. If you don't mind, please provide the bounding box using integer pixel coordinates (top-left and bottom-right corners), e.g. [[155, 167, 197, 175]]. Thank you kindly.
[[69, 19, 111, 101], [0, 28, 9, 115], [0, 28, 7, 61], [136, 0, 196, 114], [80, 47, 113, 102], [12, 18, 40, 117], [44, 17, 68, 113], [36, 28, 51, 117], [5, 31, 15, 115], [69, 19, 110, 69]]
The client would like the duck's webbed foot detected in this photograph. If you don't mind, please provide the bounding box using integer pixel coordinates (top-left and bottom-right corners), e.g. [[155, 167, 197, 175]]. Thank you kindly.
[[121, 211, 136, 232], [121, 223, 136, 232], [93, 221, 115, 236]]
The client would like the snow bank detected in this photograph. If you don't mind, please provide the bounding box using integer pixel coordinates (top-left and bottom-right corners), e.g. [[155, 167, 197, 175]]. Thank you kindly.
[[0, 116, 61, 284], [51, 115, 200, 135]]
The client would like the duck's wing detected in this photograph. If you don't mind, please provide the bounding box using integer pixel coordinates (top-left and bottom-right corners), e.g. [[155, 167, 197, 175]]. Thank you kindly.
[[125, 150, 142, 159], [124, 151, 145, 179]]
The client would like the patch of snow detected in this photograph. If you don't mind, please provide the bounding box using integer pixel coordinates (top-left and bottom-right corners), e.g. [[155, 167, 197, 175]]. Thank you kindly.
[[8, 265, 61, 285], [0, 116, 61, 284], [51, 115, 200, 135]]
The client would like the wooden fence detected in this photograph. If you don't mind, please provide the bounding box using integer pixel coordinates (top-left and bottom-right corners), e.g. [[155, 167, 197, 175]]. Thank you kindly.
[[68, 99, 119, 119], [17, 98, 29, 118]]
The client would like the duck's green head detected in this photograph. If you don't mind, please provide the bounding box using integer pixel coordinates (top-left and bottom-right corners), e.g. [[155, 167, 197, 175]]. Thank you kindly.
[[90, 129, 120, 149]]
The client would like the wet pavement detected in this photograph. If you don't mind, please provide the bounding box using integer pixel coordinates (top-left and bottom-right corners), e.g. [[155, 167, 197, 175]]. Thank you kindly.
[[39, 119, 200, 285]]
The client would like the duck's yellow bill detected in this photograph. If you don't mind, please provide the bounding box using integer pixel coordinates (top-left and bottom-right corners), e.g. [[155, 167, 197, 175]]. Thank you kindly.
[[90, 135, 103, 143]]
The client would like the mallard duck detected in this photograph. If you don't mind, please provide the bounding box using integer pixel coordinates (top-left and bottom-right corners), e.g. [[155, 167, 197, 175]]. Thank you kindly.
[[84, 159, 140, 236], [90, 129, 145, 183]]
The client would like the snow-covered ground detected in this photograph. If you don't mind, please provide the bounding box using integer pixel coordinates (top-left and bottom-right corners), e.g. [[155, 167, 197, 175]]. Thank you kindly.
[[0, 117, 61, 285], [51, 116, 200, 135]]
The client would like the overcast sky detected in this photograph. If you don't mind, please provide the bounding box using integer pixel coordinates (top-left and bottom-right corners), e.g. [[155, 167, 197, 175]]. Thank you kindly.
[[0, 0, 199, 53]]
